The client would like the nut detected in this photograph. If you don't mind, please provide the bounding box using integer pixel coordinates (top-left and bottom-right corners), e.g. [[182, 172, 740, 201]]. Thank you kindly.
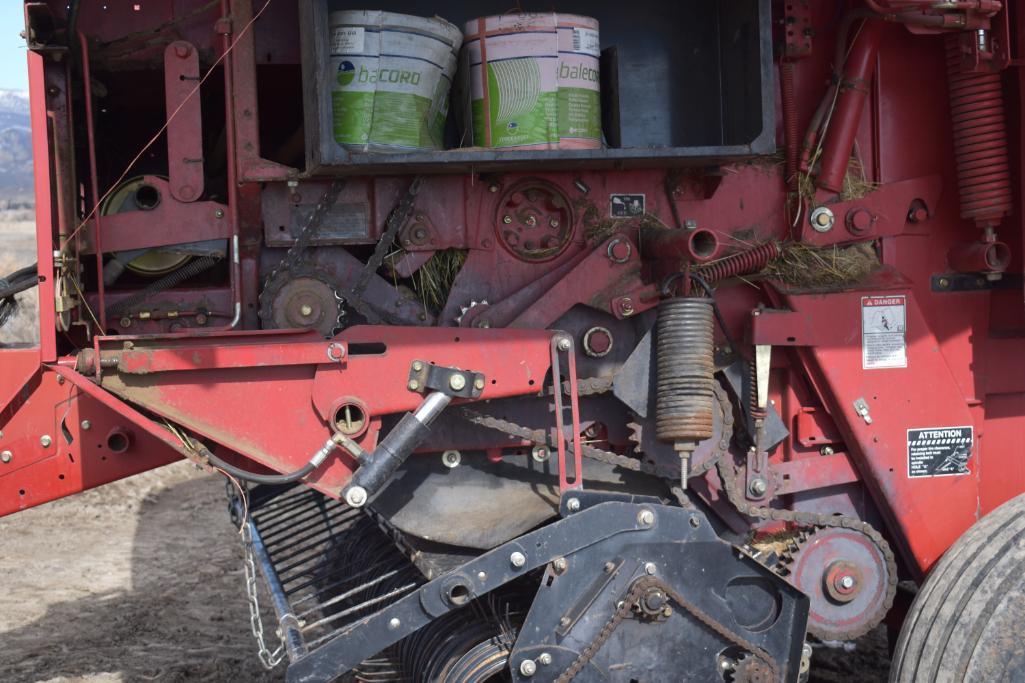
[[644, 562, 657, 575], [819, 445, 835, 456], [538, 652, 553, 666], [552, 557, 568, 574], [531, 445, 550, 462], [556, 337, 572, 352], [344, 486, 368, 507], [519, 659, 537, 677], [566, 497, 581, 512], [749, 478, 768, 497], [442, 450, 461, 468], [637, 509, 655, 526], [510, 551, 527, 568]]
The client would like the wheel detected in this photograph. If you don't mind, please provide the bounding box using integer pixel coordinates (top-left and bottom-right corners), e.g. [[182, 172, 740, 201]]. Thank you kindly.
[[890, 492, 1025, 681]]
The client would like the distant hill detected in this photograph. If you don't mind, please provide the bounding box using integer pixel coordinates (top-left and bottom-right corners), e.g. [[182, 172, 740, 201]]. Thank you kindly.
[[0, 90, 32, 196]]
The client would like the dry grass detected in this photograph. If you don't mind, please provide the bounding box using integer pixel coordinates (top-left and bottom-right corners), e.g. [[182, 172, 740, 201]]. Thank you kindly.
[[764, 242, 880, 289], [410, 248, 467, 313]]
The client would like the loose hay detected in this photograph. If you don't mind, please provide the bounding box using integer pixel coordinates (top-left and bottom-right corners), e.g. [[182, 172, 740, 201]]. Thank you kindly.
[[411, 248, 468, 312], [764, 242, 880, 288]]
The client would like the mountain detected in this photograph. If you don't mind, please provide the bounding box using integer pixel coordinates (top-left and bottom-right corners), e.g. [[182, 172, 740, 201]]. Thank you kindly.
[[0, 89, 32, 196]]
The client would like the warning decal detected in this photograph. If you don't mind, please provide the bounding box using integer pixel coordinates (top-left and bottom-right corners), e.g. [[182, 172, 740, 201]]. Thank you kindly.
[[907, 426, 973, 478], [610, 194, 645, 218], [861, 295, 907, 369]]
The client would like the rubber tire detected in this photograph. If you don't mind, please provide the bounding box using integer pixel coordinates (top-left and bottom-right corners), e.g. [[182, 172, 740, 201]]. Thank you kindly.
[[890, 492, 1025, 682]]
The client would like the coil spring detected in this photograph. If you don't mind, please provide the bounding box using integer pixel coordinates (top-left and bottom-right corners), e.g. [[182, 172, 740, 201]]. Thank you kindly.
[[107, 256, 220, 317], [748, 359, 767, 422], [655, 297, 716, 443], [781, 62, 799, 184], [945, 34, 1013, 227], [696, 241, 783, 284]]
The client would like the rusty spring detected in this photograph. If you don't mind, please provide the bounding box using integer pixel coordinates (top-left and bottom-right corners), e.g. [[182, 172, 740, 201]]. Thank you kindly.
[[945, 34, 1013, 227], [696, 241, 783, 284], [655, 297, 716, 444]]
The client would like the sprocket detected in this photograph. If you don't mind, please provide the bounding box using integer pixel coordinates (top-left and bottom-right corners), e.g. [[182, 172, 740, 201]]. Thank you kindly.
[[775, 526, 896, 641], [259, 265, 346, 337]]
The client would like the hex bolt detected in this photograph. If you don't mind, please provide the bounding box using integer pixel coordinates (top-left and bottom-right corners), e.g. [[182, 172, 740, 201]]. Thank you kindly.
[[408, 379, 420, 391], [519, 659, 537, 677], [839, 575, 856, 590], [644, 562, 657, 575], [819, 445, 835, 456], [0, 451, 11, 464], [552, 557, 568, 574], [442, 450, 461, 468], [566, 497, 581, 512], [749, 478, 768, 497], [510, 551, 527, 568], [637, 509, 655, 526], [473, 377, 485, 390], [40, 435, 52, 448], [502, 215, 513, 224], [412, 361, 424, 372], [556, 337, 572, 352], [388, 617, 401, 630], [538, 653, 553, 666], [449, 374, 467, 391], [81, 420, 91, 431], [345, 486, 368, 508]]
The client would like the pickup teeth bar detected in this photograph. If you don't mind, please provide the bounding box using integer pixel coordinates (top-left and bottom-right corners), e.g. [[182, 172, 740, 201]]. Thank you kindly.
[[234, 484, 422, 665]]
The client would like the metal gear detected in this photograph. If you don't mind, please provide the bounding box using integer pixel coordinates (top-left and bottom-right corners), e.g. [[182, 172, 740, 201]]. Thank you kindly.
[[775, 526, 896, 641], [454, 299, 490, 327], [259, 266, 345, 337]]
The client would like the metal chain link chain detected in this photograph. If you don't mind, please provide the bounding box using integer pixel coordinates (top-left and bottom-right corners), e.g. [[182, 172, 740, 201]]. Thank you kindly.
[[241, 520, 287, 669]]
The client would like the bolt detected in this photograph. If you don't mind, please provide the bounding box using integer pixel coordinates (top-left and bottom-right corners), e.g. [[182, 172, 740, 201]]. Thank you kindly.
[[525, 215, 537, 227], [938, 277, 951, 289], [819, 445, 835, 456], [300, 304, 313, 317], [549, 218, 560, 228], [488, 184, 499, 193], [811, 206, 835, 232], [566, 497, 581, 512], [408, 379, 420, 391], [214, 208, 225, 219], [556, 337, 572, 352], [502, 215, 513, 224], [519, 659, 537, 677], [478, 571, 487, 581], [120, 317, 133, 329], [473, 377, 485, 390], [81, 420, 92, 431], [0, 451, 11, 464], [442, 450, 461, 468], [553, 557, 568, 573], [57, 375, 64, 385], [749, 478, 768, 497], [40, 435, 52, 448], [412, 361, 424, 372], [637, 509, 655, 526], [644, 562, 657, 575], [449, 374, 467, 391], [663, 606, 673, 617], [345, 486, 368, 507], [531, 445, 550, 462], [510, 551, 527, 568], [388, 617, 401, 630], [604, 561, 616, 573], [559, 616, 571, 627], [839, 575, 856, 590], [620, 298, 635, 316], [538, 652, 553, 666]]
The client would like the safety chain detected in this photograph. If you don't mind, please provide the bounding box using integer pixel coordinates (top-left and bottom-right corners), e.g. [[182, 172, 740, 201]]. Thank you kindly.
[[241, 521, 287, 669], [715, 455, 898, 641], [556, 575, 780, 682]]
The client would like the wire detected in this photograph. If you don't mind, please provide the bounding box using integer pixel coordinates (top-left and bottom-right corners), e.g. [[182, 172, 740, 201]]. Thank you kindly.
[[66, 0, 276, 245]]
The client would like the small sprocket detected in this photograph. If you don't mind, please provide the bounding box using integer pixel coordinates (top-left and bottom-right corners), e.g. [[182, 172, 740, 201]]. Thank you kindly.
[[259, 265, 346, 337]]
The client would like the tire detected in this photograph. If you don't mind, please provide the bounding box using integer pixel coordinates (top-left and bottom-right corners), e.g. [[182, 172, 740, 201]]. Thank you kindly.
[[890, 492, 1025, 682]]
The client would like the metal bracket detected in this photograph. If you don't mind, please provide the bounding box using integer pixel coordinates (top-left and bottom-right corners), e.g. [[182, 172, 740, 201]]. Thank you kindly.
[[407, 361, 484, 399], [932, 273, 1022, 292], [853, 397, 873, 425]]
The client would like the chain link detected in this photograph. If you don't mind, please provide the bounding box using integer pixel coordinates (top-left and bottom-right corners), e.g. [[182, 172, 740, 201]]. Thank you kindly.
[[241, 519, 287, 669]]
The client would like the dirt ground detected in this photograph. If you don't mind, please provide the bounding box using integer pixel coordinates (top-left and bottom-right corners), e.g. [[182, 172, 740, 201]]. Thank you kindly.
[[0, 460, 892, 683]]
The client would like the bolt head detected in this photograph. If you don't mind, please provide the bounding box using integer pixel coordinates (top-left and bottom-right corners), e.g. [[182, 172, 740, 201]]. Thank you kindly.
[[442, 450, 461, 468], [538, 652, 553, 666], [519, 659, 537, 676], [0, 451, 11, 463], [839, 575, 856, 590], [81, 420, 92, 431], [819, 445, 835, 456], [412, 361, 424, 372], [510, 551, 527, 568], [388, 617, 401, 630], [345, 486, 368, 507], [566, 497, 581, 512], [553, 557, 568, 573], [214, 209, 225, 219], [531, 445, 550, 463], [449, 374, 467, 391], [502, 215, 513, 224], [556, 337, 572, 352], [473, 377, 485, 390], [644, 562, 657, 575], [477, 571, 487, 581], [749, 478, 768, 497], [637, 509, 655, 526], [40, 435, 52, 448], [300, 304, 314, 317], [408, 379, 420, 391], [488, 184, 499, 193]]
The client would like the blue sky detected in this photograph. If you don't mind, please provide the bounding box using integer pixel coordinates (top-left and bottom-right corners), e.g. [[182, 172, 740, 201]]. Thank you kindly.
[[1, 3, 28, 91]]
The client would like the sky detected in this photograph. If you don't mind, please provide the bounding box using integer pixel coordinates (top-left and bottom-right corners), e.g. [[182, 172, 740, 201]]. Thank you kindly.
[[0, 3, 28, 91]]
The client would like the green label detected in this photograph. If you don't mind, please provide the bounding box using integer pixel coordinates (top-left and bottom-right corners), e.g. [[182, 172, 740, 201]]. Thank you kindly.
[[557, 87, 601, 141], [333, 90, 443, 149]]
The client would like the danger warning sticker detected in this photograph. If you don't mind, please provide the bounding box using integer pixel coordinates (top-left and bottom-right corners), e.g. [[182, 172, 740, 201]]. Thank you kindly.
[[907, 426, 973, 478], [861, 295, 907, 369]]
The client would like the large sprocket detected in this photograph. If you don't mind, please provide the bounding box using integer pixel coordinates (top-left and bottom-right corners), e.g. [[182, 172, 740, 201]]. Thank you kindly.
[[259, 265, 346, 337], [775, 526, 897, 641]]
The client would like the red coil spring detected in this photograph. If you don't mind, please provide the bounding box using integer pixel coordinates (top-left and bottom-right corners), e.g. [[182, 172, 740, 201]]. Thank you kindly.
[[697, 241, 783, 284], [945, 34, 1013, 227]]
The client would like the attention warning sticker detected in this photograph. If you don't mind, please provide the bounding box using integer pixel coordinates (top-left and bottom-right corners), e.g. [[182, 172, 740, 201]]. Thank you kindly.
[[907, 426, 973, 477], [861, 295, 907, 369]]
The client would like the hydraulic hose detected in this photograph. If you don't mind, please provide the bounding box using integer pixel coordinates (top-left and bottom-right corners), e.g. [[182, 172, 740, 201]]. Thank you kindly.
[[194, 436, 340, 486]]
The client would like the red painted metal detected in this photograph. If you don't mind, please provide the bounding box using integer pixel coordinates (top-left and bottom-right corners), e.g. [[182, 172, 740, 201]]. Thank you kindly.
[[78, 31, 106, 332], [26, 49, 56, 361], [164, 41, 205, 203]]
